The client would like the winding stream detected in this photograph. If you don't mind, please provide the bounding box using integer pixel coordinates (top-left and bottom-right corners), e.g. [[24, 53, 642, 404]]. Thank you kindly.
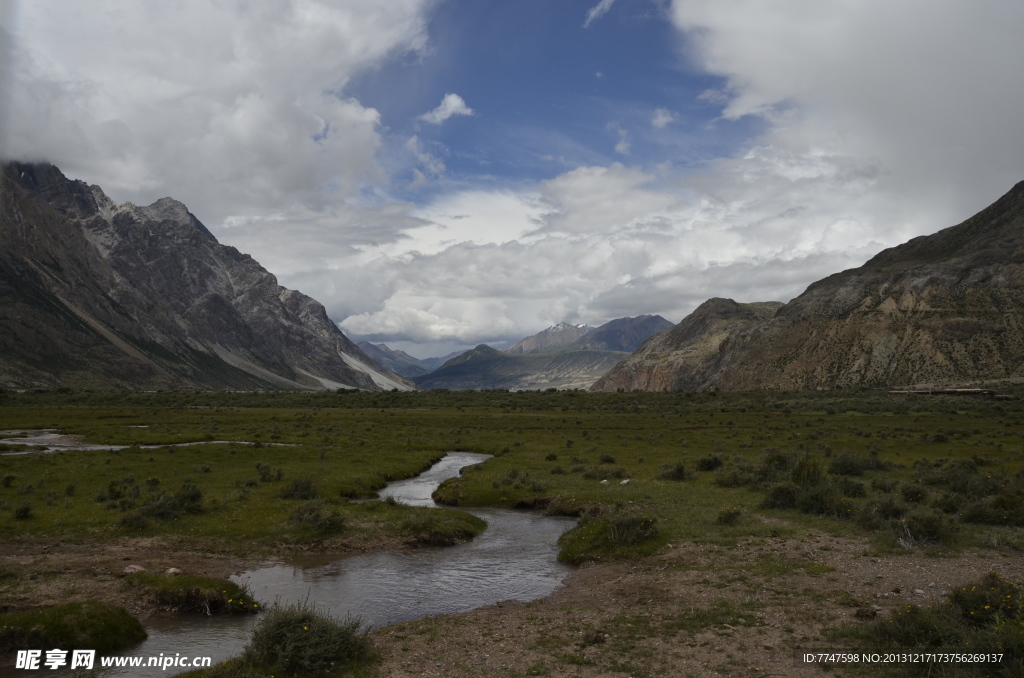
[[10, 452, 576, 677]]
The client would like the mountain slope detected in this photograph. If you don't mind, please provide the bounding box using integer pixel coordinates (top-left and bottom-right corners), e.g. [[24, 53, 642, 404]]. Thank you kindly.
[[503, 323, 590, 354], [0, 162, 412, 391], [414, 345, 627, 391], [562, 315, 673, 353], [357, 342, 431, 378], [593, 181, 1024, 392]]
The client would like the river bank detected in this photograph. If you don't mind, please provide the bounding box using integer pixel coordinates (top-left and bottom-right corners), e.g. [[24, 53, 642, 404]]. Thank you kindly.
[[371, 532, 1020, 677]]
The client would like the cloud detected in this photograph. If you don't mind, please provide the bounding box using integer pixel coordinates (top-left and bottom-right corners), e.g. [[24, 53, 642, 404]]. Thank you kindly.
[[651, 108, 675, 129], [418, 93, 474, 124], [669, 0, 1024, 217], [584, 0, 617, 28], [2, 0, 432, 225]]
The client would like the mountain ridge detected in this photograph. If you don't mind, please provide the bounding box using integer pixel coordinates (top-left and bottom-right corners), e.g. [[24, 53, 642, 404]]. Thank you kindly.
[[593, 181, 1024, 392], [0, 161, 412, 391]]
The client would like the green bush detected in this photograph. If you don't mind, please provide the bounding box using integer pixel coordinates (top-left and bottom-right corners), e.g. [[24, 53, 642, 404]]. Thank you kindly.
[[240, 601, 375, 676], [290, 500, 347, 535], [0, 601, 146, 653], [280, 476, 318, 500], [696, 455, 724, 472], [657, 462, 692, 481]]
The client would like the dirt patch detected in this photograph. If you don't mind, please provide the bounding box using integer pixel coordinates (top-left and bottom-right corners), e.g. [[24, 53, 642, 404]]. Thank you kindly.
[[371, 533, 1021, 677]]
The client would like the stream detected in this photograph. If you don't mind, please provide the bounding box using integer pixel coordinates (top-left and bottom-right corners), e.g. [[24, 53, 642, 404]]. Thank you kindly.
[[6, 452, 576, 676]]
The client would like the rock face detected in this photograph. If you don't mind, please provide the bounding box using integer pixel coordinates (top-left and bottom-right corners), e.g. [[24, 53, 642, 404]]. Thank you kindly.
[[594, 180, 1024, 392], [0, 162, 412, 391]]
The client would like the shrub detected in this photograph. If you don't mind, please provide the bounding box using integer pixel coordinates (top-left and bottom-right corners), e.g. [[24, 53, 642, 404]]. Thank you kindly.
[[901, 483, 928, 503], [280, 476, 318, 500], [696, 455, 723, 472], [761, 483, 799, 510], [898, 509, 960, 546], [714, 463, 756, 487], [607, 514, 658, 546], [837, 478, 867, 498], [715, 506, 742, 526], [657, 462, 692, 481], [598, 453, 616, 464], [0, 601, 146, 654], [290, 500, 347, 535], [240, 601, 375, 676], [828, 452, 868, 477], [12, 503, 32, 520]]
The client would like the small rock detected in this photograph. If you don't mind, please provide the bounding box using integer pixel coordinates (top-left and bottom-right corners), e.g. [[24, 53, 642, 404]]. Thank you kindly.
[[914, 589, 925, 596], [165, 567, 182, 575], [620, 479, 630, 485], [871, 605, 882, 612], [928, 582, 935, 588], [123, 564, 145, 575], [600, 479, 609, 485]]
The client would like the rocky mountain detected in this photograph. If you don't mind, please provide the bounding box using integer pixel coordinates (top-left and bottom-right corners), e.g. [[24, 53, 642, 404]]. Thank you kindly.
[[503, 322, 590, 354], [0, 161, 412, 391], [413, 344, 627, 391], [414, 315, 674, 390], [561, 315, 673, 353], [357, 342, 431, 379], [421, 350, 469, 371], [593, 180, 1024, 392]]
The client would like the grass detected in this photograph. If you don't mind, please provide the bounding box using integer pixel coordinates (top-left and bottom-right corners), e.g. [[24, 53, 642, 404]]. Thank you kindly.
[[0, 601, 146, 653], [1, 387, 1023, 565], [182, 601, 376, 677], [126, 572, 260, 615]]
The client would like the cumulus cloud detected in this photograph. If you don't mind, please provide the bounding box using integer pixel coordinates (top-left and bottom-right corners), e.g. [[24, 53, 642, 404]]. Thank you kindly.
[[418, 93, 474, 124], [2, 0, 432, 225], [669, 0, 1024, 217], [584, 0, 617, 28], [651, 108, 675, 129]]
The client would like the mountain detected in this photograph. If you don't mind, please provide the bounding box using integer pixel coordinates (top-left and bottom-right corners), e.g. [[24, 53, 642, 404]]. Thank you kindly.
[[414, 315, 674, 390], [413, 344, 627, 391], [0, 161, 412, 391], [421, 349, 469, 372], [593, 181, 1024, 392], [562, 315, 673, 352], [357, 342, 431, 379], [503, 322, 590, 354]]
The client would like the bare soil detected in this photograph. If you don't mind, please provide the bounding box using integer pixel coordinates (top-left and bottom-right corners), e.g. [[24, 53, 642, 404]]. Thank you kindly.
[[371, 533, 1021, 678]]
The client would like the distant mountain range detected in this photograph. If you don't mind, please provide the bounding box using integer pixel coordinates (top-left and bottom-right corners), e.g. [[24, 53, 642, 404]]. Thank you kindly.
[[0, 162, 411, 391], [413, 315, 673, 390], [594, 180, 1024, 392]]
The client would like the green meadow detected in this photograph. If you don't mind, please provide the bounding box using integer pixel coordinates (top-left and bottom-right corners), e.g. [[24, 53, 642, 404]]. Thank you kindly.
[[2, 387, 1023, 558], [3, 387, 1024, 676]]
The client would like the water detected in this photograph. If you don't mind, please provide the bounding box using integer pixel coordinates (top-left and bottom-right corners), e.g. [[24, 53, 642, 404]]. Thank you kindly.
[[2, 452, 576, 677]]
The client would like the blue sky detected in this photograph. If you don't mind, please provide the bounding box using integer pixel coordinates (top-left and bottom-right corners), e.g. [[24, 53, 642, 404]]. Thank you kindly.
[[348, 0, 762, 200], [4, 1, 1024, 359]]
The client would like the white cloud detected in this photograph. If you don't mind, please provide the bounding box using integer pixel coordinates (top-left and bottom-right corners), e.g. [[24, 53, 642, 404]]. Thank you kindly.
[[584, 0, 617, 28], [418, 93, 474, 125], [2, 0, 432, 225], [669, 0, 1024, 217], [651, 108, 675, 129]]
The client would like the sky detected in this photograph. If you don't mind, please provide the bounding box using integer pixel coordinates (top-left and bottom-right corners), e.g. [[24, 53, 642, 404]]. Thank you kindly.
[[2, 0, 1023, 359]]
